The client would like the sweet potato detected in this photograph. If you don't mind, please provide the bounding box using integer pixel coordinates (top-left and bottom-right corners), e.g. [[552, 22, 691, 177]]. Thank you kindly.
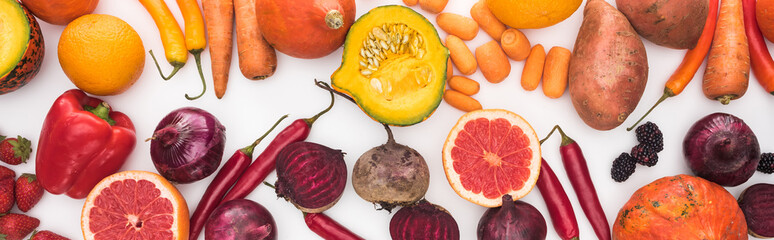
[[616, 0, 709, 49], [568, 0, 649, 131]]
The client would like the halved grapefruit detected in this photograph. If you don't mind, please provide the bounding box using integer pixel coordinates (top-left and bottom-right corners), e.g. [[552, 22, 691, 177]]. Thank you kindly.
[[442, 109, 541, 207], [81, 171, 189, 240]]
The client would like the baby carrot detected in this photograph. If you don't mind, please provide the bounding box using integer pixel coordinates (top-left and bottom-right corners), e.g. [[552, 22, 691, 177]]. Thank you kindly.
[[403, 0, 418, 6], [542, 46, 571, 98], [235, 0, 277, 80], [437, 13, 479, 41], [703, 0, 750, 105], [418, 0, 448, 14], [446, 35, 477, 75], [471, 0, 506, 41], [444, 90, 482, 112], [448, 76, 480, 95], [501, 28, 531, 61], [446, 58, 453, 80], [522, 44, 546, 91], [202, 0, 234, 99], [476, 40, 511, 83]]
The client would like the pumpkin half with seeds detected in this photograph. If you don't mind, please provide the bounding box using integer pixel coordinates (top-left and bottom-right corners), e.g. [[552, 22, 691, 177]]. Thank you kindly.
[[612, 174, 748, 240], [332, 5, 448, 126]]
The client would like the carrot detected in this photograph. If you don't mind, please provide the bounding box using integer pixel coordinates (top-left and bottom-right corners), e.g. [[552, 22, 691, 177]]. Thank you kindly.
[[542, 46, 572, 99], [202, 0, 234, 99], [448, 76, 480, 95], [501, 28, 531, 61], [235, 0, 277, 80], [743, 0, 774, 93], [446, 35, 477, 75], [140, 0, 188, 81], [418, 0, 448, 14], [437, 13, 479, 41], [471, 0, 506, 41], [444, 90, 482, 112], [626, 0, 719, 131], [476, 40, 511, 83], [403, 0, 418, 6], [522, 44, 546, 91], [703, 0, 750, 105], [176, 0, 208, 100]]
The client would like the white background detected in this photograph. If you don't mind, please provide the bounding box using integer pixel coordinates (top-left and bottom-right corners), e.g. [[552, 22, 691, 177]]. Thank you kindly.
[[3, 0, 774, 239]]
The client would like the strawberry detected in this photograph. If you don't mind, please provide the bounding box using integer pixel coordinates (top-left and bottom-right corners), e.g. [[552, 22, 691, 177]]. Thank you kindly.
[[0, 213, 39, 240], [29, 230, 69, 240], [0, 136, 31, 165], [14, 174, 42, 212], [0, 166, 15, 214]]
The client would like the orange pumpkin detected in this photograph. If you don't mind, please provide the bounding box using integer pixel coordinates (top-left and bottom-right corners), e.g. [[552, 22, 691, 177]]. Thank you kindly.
[[613, 174, 748, 240], [256, 0, 355, 59]]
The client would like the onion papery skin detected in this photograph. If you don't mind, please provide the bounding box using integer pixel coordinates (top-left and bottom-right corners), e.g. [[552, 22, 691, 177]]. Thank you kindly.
[[738, 183, 774, 238], [477, 195, 547, 240], [390, 199, 460, 240], [275, 141, 347, 213], [150, 107, 226, 184], [683, 112, 760, 186]]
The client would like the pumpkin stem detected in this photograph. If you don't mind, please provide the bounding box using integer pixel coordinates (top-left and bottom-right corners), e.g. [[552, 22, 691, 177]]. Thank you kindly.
[[325, 10, 344, 29]]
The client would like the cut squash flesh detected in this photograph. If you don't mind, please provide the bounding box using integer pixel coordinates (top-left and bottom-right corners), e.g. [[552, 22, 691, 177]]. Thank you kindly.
[[332, 5, 448, 126], [0, 0, 30, 77]]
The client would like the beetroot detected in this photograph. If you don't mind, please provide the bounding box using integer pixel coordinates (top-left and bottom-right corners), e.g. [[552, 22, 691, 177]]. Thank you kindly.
[[738, 183, 774, 238], [683, 112, 760, 186], [390, 199, 460, 240], [477, 195, 547, 240], [205, 199, 277, 240], [275, 141, 347, 213], [352, 124, 429, 212]]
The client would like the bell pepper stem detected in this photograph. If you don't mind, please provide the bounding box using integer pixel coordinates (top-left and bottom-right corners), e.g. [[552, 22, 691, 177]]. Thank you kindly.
[[85, 102, 116, 126]]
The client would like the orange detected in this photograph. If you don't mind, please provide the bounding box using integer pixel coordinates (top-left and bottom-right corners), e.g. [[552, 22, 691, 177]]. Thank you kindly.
[[758, 0, 774, 42], [58, 14, 145, 96], [442, 109, 541, 207], [81, 171, 188, 240], [485, 0, 581, 29]]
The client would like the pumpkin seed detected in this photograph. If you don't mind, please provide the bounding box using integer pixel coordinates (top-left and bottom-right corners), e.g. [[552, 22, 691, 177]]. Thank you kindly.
[[371, 78, 383, 93], [360, 61, 367, 68], [361, 69, 372, 76], [373, 27, 388, 41]]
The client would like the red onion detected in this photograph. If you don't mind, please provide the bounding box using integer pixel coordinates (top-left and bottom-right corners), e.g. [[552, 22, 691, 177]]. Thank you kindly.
[[477, 195, 547, 240], [150, 107, 226, 183], [275, 141, 347, 213], [738, 183, 774, 238], [683, 112, 759, 186], [390, 199, 460, 240], [205, 199, 277, 240]]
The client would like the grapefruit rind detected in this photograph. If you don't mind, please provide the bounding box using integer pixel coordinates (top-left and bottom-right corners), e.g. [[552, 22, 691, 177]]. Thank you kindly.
[[81, 170, 189, 240], [442, 109, 541, 207]]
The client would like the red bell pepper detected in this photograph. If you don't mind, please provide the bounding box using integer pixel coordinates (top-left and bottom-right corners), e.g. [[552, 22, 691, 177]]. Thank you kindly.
[[35, 89, 136, 199]]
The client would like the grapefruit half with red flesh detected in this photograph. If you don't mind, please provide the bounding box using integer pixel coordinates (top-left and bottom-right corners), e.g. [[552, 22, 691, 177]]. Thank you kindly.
[[442, 109, 541, 207], [81, 171, 189, 240]]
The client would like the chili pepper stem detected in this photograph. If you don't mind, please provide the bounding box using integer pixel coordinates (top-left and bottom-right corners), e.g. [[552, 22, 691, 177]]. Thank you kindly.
[[304, 80, 336, 126], [539, 125, 574, 146], [185, 51, 207, 100], [85, 102, 116, 126], [263, 181, 276, 189], [149, 50, 184, 80], [316, 79, 355, 103], [241, 115, 289, 156], [626, 88, 675, 131]]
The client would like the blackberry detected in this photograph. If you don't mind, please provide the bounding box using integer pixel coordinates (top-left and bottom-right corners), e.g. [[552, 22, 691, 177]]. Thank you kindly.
[[611, 153, 636, 182], [758, 153, 774, 174], [635, 121, 664, 152], [631, 144, 659, 167]]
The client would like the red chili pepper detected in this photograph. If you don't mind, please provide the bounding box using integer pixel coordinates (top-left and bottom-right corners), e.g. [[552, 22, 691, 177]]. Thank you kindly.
[[542, 125, 610, 240], [743, 0, 774, 94], [304, 212, 365, 240], [536, 158, 579, 240], [221, 85, 334, 202], [35, 89, 136, 199], [188, 115, 288, 240]]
